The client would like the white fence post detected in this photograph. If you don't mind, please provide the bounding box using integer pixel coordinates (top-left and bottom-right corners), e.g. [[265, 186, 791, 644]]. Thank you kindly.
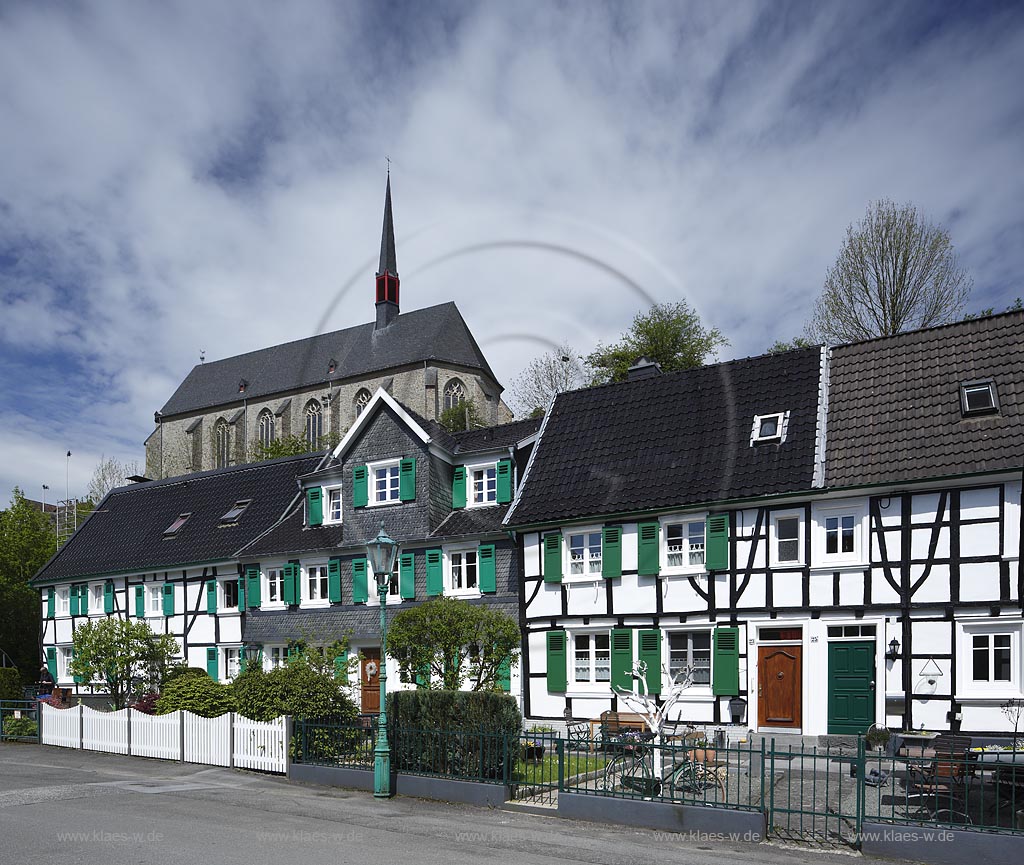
[[229, 712, 235, 769], [126, 707, 132, 756], [179, 710, 185, 762], [284, 716, 293, 776], [78, 703, 84, 750]]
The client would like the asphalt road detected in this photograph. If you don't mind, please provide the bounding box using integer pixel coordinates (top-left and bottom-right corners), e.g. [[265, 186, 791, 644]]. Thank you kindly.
[[0, 743, 895, 865]]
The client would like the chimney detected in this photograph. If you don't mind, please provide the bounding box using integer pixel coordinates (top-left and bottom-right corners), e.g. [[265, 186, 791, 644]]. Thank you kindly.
[[626, 357, 662, 381]]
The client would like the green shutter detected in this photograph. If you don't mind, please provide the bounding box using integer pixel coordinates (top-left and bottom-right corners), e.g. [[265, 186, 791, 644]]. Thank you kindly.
[[103, 580, 114, 614], [80, 584, 90, 616], [352, 558, 368, 603], [46, 647, 57, 680], [496, 459, 513, 504], [284, 562, 299, 605], [399, 552, 415, 600], [712, 626, 740, 695], [637, 521, 660, 577], [543, 533, 562, 583], [334, 649, 348, 683], [237, 576, 246, 612], [415, 664, 429, 689], [705, 514, 730, 571], [425, 549, 443, 596], [638, 629, 662, 695], [602, 527, 622, 578], [162, 583, 174, 616], [353, 465, 368, 508], [452, 466, 466, 509], [245, 564, 261, 609], [46, 587, 55, 619], [399, 457, 416, 502], [206, 647, 218, 680], [307, 487, 323, 526], [206, 580, 217, 614], [69, 585, 79, 617], [478, 544, 496, 593], [135, 585, 145, 618], [611, 629, 634, 691], [497, 653, 511, 692], [328, 558, 343, 603], [546, 631, 567, 692]]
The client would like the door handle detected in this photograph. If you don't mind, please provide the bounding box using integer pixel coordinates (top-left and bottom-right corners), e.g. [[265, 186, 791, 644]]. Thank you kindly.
[[870, 680, 876, 690]]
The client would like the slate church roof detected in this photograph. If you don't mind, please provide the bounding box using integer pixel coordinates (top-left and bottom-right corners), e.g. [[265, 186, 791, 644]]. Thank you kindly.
[[32, 454, 321, 583], [505, 347, 824, 527], [826, 310, 1024, 487], [159, 301, 498, 417]]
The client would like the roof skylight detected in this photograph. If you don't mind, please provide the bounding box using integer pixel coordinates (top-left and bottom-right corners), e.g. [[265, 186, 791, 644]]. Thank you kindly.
[[220, 499, 252, 524], [163, 513, 191, 536]]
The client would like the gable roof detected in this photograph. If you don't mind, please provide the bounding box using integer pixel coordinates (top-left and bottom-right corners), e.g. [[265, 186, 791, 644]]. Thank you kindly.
[[159, 302, 498, 417], [450, 417, 542, 452], [32, 455, 321, 584], [505, 348, 823, 527], [826, 310, 1024, 487]]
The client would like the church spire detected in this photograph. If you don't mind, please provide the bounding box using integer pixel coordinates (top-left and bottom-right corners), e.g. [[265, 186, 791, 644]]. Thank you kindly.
[[375, 170, 400, 329]]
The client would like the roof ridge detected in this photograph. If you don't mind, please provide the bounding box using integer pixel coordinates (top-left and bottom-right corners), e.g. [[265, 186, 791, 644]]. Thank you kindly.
[[830, 308, 1024, 352], [107, 452, 322, 496]]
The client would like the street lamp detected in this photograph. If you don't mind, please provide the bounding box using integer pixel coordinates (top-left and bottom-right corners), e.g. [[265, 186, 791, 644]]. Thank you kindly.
[[366, 522, 399, 798]]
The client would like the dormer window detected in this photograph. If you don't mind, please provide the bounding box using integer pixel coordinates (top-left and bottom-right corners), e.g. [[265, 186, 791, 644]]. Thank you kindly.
[[751, 412, 786, 444], [961, 381, 998, 416], [220, 500, 251, 524], [327, 358, 337, 375], [238, 379, 248, 394], [164, 513, 191, 536]]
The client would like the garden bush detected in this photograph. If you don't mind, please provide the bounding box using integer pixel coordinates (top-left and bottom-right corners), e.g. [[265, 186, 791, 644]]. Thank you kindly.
[[162, 666, 210, 686], [130, 691, 160, 715], [3, 716, 38, 738], [156, 675, 235, 717], [0, 668, 23, 702]]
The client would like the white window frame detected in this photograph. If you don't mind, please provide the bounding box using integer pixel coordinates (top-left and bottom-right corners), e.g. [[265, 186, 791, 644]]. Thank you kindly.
[[265, 566, 286, 607], [771, 511, 804, 566], [958, 620, 1022, 696], [466, 460, 498, 508], [446, 547, 480, 597], [58, 646, 73, 682], [365, 563, 400, 605], [146, 584, 163, 617], [90, 583, 104, 612], [224, 647, 241, 680], [57, 587, 70, 615], [665, 629, 713, 692], [660, 514, 707, 574], [564, 527, 604, 582], [751, 411, 789, 445], [220, 578, 240, 611], [368, 458, 401, 506], [569, 630, 612, 691], [812, 501, 867, 566], [268, 646, 288, 670], [304, 562, 330, 606], [324, 485, 343, 524]]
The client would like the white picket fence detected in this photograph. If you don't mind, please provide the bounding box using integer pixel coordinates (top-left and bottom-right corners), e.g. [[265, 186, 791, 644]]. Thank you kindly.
[[40, 703, 289, 773]]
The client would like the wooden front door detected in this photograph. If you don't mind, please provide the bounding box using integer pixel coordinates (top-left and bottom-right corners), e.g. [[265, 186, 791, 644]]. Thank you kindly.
[[828, 641, 875, 735], [361, 649, 381, 714], [758, 645, 802, 729]]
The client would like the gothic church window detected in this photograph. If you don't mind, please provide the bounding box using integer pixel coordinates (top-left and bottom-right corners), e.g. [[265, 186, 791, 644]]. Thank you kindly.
[[258, 410, 275, 447], [304, 400, 323, 448], [444, 379, 466, 411], [354, 389, 371, 416], [215, 419, 230, 469]]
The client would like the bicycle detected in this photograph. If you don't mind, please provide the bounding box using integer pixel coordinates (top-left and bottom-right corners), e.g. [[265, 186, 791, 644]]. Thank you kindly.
[[600, 731, 727, 799]]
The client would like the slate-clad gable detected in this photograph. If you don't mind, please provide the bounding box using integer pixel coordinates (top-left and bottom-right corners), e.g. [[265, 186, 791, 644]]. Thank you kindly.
[[159, 302, 496, 417], [506, 348, 822, 526], [32, 455, 322, 583], [826, 310, 1024, 487]]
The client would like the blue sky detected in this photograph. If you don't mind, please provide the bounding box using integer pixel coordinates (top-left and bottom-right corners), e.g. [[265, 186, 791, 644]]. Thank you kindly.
[[1, 1, 1022, 501]]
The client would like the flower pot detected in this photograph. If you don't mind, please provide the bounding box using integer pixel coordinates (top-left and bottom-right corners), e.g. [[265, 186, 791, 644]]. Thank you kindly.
[[688, 748, 717, 764], [522, 745, 545, 761]]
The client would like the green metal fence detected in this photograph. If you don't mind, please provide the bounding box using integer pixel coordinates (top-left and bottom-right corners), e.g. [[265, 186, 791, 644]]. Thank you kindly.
[[0, 700, 40, 743]]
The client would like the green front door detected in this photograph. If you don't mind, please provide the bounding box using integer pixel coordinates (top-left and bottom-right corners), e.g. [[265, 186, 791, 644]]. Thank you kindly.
[[827, 640, 875, 735]]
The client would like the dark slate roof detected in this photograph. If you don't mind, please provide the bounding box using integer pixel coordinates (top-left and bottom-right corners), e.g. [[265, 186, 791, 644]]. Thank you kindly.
[[159, 302, 497, 416], [451, 417, 542, 452], [505, 348, 823, 526], [431, 505, 511, 539], [826, 310, 1024, 487], [32, 455, 321, 583], [239, 508, 343, 558]]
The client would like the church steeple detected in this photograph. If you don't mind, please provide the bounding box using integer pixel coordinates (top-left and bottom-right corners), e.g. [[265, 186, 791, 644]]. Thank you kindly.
[[375, 172, 400, 329]]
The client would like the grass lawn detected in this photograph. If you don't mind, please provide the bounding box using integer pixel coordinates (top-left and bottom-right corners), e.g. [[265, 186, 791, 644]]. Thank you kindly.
[[515, 751, 607, 785]]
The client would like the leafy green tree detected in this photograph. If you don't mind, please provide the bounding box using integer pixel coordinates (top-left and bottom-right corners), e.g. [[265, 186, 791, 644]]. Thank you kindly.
[[766, 336, 816, 354], [586, 301, 728, 384], [250, 432, 341, 462], [438, 398, 484, 433], [963, 297, 1023, 320], [386, 596, 519, 691], [0, 488, 57, 683], [69, 618, 180, 709], [806, 199, 972, 344]]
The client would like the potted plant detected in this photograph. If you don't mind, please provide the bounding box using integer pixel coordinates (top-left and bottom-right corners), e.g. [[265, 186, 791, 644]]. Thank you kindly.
[[865, 724, 891, 753], [684, 729, 717, 764], [522, 725, 552, 761]]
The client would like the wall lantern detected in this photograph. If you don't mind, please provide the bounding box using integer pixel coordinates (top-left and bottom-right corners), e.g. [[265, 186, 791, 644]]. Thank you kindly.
[[887, 638, 901, 661]]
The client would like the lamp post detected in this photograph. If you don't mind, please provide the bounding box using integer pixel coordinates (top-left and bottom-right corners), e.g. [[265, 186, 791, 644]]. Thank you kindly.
[[366, 522, 399, 798]]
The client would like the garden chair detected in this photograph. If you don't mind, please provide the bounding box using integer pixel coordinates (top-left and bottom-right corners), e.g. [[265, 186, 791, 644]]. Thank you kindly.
[[562, 708, 590, 750], [905, 737, 973, 824]]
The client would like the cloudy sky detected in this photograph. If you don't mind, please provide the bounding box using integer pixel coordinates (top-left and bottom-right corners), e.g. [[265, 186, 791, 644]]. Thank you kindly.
[[1, 1, 1022, 502]]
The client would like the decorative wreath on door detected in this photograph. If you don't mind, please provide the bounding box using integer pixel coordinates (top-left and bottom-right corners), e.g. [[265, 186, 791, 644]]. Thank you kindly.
[[364, 660, 379, 679]]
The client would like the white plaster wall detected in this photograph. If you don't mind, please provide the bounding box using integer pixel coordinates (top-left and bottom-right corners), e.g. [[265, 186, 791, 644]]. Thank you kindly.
[[961, 521, 1000, 558], [736, 574, 766, 609], [961, 486, 1000, 519], [565, 581, 607, 616], [911, 493, 942, 524], [1005, 480, 1022, 560], [959, 561, 1001, 602], [621, 524, 638, 573], [910, 525, 950, 560], [911, 564, 951, 604], [838, 569, 865, 606], [612, 574, 658, 615], [526, 581, 562, 618], [660, 575, 712, 613], [523, 534, 540, 578]]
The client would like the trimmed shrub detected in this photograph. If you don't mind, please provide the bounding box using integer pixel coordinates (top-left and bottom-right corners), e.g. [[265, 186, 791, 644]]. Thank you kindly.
[[156, 675, 235, 718], [162, 666, 210, 686], [387, 689, 521, 735], [3, 716, 38, 738], [0, 668, 23, 702]]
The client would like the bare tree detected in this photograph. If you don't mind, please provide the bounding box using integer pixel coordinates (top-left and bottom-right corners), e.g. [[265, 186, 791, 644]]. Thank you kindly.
[[508, 342, 586, 417], [805, 200, 972, 344], [87, 455, 141, 503]]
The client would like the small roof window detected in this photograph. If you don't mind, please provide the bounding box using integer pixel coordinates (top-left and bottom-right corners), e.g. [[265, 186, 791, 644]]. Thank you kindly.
[[220, 499, 252, 524], [751, 412, 786, 444], [163, 513, 192, 536], [960, 381, 998, 417]]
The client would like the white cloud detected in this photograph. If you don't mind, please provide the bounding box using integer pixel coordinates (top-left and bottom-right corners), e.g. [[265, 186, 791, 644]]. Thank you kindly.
[[1, 1, 1022, 497]]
